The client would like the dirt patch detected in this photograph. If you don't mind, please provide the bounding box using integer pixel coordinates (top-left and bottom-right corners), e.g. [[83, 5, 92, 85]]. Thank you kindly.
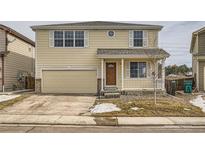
[[92, 95, 205, 117]]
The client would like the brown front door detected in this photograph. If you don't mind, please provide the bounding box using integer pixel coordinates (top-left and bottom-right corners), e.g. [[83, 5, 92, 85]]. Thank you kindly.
[[106, 62, 116, 85]]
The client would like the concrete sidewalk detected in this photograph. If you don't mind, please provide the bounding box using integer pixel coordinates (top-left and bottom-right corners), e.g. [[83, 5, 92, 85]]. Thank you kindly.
[[0, 114, 205, 126]]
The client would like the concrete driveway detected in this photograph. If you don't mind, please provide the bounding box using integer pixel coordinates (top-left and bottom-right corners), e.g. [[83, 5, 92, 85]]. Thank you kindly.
[[0, 95, 96, 116]]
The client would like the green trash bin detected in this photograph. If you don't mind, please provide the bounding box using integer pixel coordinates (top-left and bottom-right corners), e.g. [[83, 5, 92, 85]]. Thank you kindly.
[[184, 80, 192, 93]]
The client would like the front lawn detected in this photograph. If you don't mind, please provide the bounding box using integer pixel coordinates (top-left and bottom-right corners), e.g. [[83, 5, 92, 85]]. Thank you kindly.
[[91, 95, 205, 117]]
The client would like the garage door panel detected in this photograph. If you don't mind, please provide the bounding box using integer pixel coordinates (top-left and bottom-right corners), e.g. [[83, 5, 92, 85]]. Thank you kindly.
[[42, 70, 97, 93]]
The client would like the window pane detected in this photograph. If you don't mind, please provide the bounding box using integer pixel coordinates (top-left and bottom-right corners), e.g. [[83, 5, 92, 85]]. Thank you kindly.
[[130, 62, 138, 78], [134, 39, 143, 47], [54, 31, 63, 39], [75, 31, 84, 39], [54, 40, 63, 47], [54, 31, 63, 47], [65, 31, 74, 39], [134, 31, 143, 38], [65, 40, 74, 47], [139, 62, 146, 78], [75, 40, 84, 47]]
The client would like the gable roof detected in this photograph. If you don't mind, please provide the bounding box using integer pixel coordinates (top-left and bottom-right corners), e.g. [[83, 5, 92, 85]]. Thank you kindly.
[[31, 21, 163, 31], [190, 26, 205, 53], [0, 24, 35, 47]]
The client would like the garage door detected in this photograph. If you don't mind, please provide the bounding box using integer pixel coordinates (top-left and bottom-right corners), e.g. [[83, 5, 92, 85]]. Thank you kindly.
[[42, 70, 97, 94]]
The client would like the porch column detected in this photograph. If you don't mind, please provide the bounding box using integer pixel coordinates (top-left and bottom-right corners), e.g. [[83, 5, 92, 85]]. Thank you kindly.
[[101, 59, 104, 91], [121, 58, 124, 90], [161, 58, 165, 90]]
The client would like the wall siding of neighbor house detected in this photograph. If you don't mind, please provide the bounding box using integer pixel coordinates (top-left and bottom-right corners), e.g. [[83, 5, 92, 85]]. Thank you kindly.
[[199, 33, 205, 53], [36, 29, 159, 92], [0, 29, 6, 91], [198, 61, 205, 91], [4, 34, 35, 91], [0, 29, 6, 52]]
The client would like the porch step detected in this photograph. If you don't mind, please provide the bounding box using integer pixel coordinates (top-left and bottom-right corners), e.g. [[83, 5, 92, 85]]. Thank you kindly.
[[103, 87, 121, 98], [104, 92, 121, 98], [104, 87, 119, 93]]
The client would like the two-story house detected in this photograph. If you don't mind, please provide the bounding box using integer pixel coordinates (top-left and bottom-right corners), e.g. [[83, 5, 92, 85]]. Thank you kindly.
[[190, 26, 205, 91], [31, 21, 169, 95], [0, 24, 35, 92]]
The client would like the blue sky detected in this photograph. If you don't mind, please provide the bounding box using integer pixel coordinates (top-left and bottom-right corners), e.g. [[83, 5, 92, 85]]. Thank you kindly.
[[1, 21, 205, 67]]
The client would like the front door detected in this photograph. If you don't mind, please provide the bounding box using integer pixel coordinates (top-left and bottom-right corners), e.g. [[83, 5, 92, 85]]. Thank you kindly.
[[106, 62, 116, 86]]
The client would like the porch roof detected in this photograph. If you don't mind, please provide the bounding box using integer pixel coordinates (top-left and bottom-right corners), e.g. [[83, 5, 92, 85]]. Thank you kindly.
[[97, 48, 170, 59]]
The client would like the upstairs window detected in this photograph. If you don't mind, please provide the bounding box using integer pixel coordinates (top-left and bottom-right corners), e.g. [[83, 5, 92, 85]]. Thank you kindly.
[[133, 31, 143, 47], [53, 31, 85, 47], [75, 31, 84, 47], [54, 31, 64, 47], [65, 31, 74, 47], [130, 62, 147, 78]]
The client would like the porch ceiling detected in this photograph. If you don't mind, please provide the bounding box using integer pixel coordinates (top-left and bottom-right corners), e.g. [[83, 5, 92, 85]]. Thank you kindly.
[[97, 48, 170, 59]]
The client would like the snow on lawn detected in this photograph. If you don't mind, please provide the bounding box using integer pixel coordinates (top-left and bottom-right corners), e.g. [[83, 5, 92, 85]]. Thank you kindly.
[[0, 95, 21, 103], [190, 95, 205, 112], [90, 103, 121, 113]]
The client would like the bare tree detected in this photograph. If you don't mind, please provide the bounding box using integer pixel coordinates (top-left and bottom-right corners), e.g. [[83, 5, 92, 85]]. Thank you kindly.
[[145, 51, 165, 105]]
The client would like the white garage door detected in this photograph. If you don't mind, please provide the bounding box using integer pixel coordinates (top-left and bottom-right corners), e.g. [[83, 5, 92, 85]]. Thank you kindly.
[[42, 70, 97, 94]]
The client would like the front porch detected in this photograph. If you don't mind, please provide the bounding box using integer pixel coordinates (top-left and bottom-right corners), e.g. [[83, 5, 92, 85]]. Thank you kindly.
[[97, 48, 169, 95]]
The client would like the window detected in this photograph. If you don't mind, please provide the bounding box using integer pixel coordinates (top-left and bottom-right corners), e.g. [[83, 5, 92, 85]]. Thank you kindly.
[[130, 62, 147, 78], [75, 31, 84, 47], [54, 31, 85, 47], [107, 31, 115, 37], [54, 31, 64, 47], [65, 31, 74, 47], [133, 31, 143, 47]]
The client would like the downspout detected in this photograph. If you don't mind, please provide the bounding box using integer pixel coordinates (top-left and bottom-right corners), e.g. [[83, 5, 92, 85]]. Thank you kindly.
[[1, 54, 4, 92]]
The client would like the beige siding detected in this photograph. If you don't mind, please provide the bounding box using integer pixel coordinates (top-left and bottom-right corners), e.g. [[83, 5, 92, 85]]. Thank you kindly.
[[36, 30, 159, 79], [192, 57, 197, 76], [198, 61, 205, 91], [148, 30, 158, 48], [193, 36, 198, 53], [199, 33, 205, 53], [0, 29, 6, 52], [103, 59, 159, 89], [42, 70, 97, 93], [4, 34, 35, 91]]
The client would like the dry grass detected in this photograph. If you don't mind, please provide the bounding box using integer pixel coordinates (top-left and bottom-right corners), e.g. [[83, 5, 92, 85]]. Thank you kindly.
[[92, 95, 205, 117], [0, 94, 31, 110]]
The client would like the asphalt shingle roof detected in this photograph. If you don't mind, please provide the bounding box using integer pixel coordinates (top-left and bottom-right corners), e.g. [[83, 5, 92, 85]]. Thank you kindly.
[[97, 48, 170, 58], [31, 21, 163, 30]]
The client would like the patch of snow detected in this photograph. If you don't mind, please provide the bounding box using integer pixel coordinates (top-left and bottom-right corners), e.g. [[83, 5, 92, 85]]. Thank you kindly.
[[90, 103, 121, 113], [131, 107, 139, 111], [184, 108, 191, 111], [190, 95, 205, 112], [0, 95, 20, 103]]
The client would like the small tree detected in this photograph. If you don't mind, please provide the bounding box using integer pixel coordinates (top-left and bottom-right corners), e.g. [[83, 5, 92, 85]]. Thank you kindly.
[[146, 52, 165, 105]]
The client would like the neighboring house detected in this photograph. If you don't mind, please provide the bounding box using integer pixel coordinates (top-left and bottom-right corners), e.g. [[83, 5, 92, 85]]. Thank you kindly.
[[190, 26, 205, 91], [31, 21, 169, 95], [0, 24, 35, 92]]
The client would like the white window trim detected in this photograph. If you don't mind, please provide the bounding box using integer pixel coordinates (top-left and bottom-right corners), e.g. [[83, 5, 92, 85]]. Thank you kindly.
[[53, 30, 86, 48], [132, 30, 148, 48], [128, 61, 148, 79]]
